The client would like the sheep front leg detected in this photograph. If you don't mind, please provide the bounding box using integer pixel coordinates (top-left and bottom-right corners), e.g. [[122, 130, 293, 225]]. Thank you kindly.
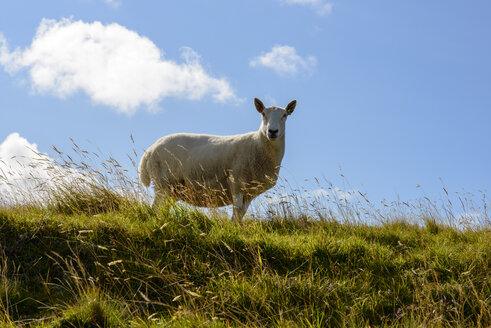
[[232, 193, 251, 222], [152, 187, 168, 210]]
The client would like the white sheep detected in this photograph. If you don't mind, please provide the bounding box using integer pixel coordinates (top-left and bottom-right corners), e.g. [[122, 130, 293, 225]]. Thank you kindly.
[[139, 98, 297, 221]]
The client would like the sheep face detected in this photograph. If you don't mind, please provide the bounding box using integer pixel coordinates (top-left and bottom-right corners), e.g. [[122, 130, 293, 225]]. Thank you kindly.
[[255, 99, 296, 141], [260, 107, 288, 140]]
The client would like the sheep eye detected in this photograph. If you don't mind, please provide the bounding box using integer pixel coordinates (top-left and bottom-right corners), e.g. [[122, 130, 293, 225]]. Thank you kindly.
[[282, 114, 287, 119]]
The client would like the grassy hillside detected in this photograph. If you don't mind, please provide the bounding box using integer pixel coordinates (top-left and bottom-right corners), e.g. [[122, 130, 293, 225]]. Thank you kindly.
[[0, 145, 489, 327], [0, 197, 489, 327]]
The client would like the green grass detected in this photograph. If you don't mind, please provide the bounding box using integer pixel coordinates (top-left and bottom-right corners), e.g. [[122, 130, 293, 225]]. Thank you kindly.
[[0, 198, 489, 327]]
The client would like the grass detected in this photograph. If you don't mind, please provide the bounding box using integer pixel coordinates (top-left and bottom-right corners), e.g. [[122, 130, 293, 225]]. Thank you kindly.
[[0, 141, 489, 327], [0, 200, 488, 327]]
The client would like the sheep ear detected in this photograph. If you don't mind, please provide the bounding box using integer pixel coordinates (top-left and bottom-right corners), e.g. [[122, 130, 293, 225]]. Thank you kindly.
[[285, 100, 297, 115], [254, 98, 265, 113]]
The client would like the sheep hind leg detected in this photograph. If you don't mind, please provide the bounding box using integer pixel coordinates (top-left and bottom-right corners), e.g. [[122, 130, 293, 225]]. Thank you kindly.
[[232, 193, 251, 223]]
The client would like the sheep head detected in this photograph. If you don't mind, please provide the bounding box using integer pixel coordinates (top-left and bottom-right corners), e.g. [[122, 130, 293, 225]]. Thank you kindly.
[[255, 98, 296, 141]]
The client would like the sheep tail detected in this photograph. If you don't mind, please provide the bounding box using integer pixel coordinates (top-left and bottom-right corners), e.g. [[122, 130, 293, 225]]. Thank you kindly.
[[138, 151, 151, 187]]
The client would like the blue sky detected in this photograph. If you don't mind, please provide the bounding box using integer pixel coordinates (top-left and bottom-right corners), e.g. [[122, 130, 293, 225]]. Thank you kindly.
[[0, 0, 490, 208]]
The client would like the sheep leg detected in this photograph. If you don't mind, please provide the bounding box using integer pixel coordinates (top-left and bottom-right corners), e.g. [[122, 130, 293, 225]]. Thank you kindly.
[[232, 193, 251, 222], [152, 188, 168, 210]]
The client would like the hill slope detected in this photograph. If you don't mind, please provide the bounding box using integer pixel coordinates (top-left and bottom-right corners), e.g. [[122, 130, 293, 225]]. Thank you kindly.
[[0, 201, 489, 327]]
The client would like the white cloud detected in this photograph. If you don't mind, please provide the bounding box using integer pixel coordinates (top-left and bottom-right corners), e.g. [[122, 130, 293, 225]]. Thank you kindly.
[[0, 18, 238, 115], [102, 0, 121, 7], [0, 133, 100, 205], [0, 133, 150, 206], [250, 45, 317, 76], [281, 0, 333, 16], [0, 133, 59, 203], [0, 133, 50, 179]]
